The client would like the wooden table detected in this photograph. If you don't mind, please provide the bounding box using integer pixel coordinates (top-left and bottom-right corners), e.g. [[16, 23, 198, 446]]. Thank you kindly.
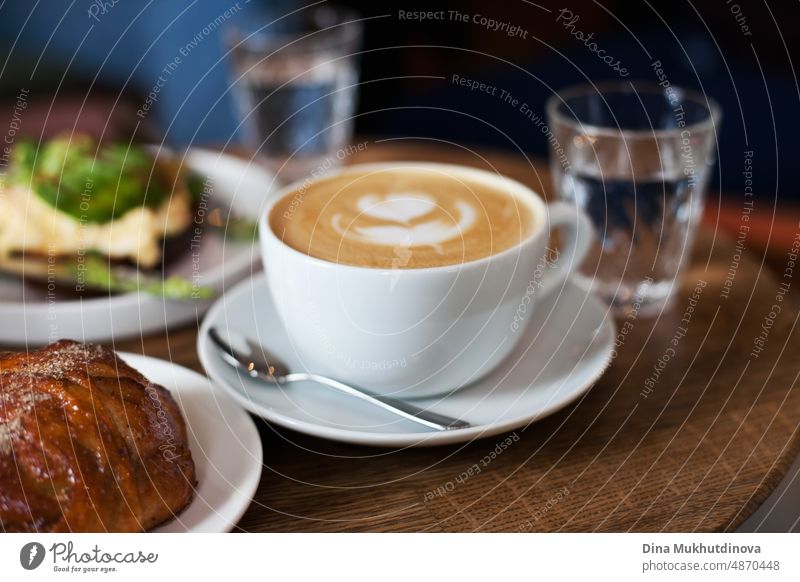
[[113, 142, 800, 532]]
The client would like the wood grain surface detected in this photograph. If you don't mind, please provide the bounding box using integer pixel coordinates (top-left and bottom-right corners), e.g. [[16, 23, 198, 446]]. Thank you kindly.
[[107, 142, 800, 532]]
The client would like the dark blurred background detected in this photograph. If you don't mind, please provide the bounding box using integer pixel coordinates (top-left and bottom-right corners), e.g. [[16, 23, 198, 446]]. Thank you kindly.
[[0, 0, 797, 205]]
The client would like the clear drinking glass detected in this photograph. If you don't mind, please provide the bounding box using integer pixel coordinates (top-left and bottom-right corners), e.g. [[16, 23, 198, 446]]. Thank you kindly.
[[546, 82, 721, 315], [225, 5, 362, 181]]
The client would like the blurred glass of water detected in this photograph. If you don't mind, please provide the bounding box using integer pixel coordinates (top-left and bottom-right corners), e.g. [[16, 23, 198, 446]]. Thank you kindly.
[[546, 82, 721, 316], [226, 5, 362, 182]]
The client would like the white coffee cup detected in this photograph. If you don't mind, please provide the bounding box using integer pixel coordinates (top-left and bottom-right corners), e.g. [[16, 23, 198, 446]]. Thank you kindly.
[[259, 162, 593, 398]]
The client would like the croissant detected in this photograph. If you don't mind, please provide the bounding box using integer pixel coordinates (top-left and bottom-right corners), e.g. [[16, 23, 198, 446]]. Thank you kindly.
[[0, 340, 196, 532]]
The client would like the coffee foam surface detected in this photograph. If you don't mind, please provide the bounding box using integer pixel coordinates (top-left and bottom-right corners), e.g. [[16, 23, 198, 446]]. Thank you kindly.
[[269, 168, 535, 269]]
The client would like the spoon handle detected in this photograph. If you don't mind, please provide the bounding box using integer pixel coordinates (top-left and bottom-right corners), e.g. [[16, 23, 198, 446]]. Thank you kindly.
[[283, 372, 470, 431]]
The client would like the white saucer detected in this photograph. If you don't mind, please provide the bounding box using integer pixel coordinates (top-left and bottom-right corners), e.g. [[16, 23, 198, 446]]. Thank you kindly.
[[116, 353, 262, 532], [197, 273, 615, 448], [0, 150, 279, 344]]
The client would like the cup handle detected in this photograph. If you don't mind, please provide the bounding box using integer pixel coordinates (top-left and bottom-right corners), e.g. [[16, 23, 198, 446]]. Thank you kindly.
[[537, 201, 594, 298]]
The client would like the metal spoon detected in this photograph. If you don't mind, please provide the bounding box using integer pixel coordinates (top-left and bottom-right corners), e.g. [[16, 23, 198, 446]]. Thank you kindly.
[[208, 327, 470, 431]]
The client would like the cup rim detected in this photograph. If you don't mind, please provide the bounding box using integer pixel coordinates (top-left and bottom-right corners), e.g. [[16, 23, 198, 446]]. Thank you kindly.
[[545, 80, 722, 139], [260, 161, 548, 274]]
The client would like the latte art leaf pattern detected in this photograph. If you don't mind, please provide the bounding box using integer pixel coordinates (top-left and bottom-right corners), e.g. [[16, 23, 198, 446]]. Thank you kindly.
[[270, 168, 535, 269], [332, 193, 477, 251], [356, 192, 438, 223]]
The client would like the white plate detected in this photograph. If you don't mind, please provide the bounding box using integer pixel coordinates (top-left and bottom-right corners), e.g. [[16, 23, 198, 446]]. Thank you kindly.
[[0, 149, 280, 344], [114, 352, 262, 532], [197, 273, 615, 448]]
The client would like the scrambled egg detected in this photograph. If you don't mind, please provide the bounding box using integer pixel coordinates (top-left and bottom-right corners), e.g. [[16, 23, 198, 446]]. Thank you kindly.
[[0, 185, 192, 268]]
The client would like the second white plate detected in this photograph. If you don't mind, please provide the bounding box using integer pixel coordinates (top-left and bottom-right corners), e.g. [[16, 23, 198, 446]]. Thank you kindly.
[[0, 149, 279, 344]]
